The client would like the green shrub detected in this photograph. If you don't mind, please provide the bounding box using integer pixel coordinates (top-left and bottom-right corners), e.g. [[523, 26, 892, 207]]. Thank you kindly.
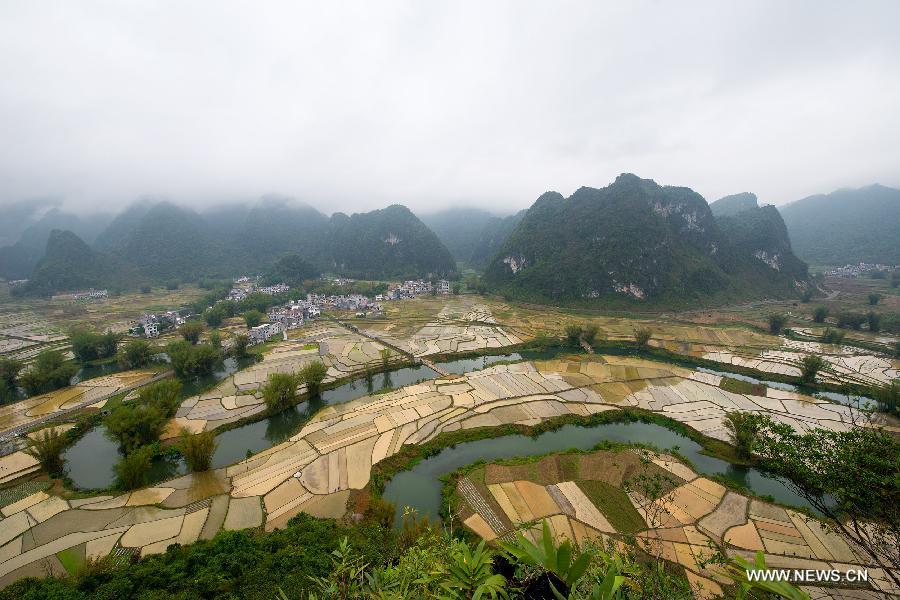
[[723, 411, 764, 460], [767, 314, 787, 334], [262, 372, 300, 410], [117, 339, 154, 369], [836, 312, 865, 330], [166, 341, 222, 378], [179, 321, 205, 344], [820, 328, 845, 344], [70, 329, 120, 362], [18, 350, 78, 396], [868, 293, 881, 306], [800, 354, 825, 384], [812, 306, 828, 323], [231, 334, 250, 358], [179, 429, 217, 472], [23, 428, 68, 475], [300, 361, 328, 396], [867, 311, 881, 332], [0, 357, 22, 387], [634, 327, 652, 347], [244, 310, 264, 329], [565, 324, 582, 346], [114, 446, 154, 490], [105, 380, 182, 453]]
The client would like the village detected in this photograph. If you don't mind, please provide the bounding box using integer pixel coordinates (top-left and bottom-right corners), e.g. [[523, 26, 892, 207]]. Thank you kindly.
[[128, 276, 453, 345]]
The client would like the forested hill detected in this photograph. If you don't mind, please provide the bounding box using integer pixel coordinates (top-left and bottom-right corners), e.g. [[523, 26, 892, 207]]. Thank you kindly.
[[483, 174, 810, 305], [327, 205, 456, 279], [0, 209, 111, 280], [779, 184, 900, 265], [15, 198, 455, 294], [19, 230, 136, 296]]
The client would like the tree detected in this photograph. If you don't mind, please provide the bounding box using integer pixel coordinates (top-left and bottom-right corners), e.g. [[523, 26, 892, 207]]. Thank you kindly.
[[244, 310, 264, 329], [799, 354, 825, 384], [301, 361, 328, 396], [0, 357, 22, 387], [871, 381, 899, 416], [231, 334, 250, 358], [452, 283, 461, 295], [23, 428, 68, 475], [18, 349, 77, 396], [723, 411, 763, 460], [868, 293, 881, 306], [767, 314, 787, 334], [634, 327, 652, 347], [204, 306, 224, 327], [105, 403, 169, 453], [179, 321, 205, 344], [800, 289, 812, 303], [379, 348, 392, 369], [581, 324, 599, 346], [867, 311, 881, 332], [564, 324, 582, 347], [105, 380, 181, 453], [70, 329, 120, 362], [209, 330, 221, 349], [837, 312, 865, 330], [754, 418, 900, 587], [115, 446, 155, 490], [179, 429, 217, 472], [819, 328, 845, 344], [166, 341, 222, 378], [118, 339, 154, 369], [140, 285, 152, 294], [812, 306, 829, 323], [165, 280, 180, 290], [262, 372, 300, 410]]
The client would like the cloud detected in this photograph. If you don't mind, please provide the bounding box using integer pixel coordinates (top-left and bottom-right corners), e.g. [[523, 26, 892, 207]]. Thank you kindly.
[[0, 0, 898, 217]]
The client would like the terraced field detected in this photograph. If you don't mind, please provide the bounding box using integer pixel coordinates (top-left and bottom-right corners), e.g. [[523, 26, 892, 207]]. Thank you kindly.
[[453, 449, 896, 599], [2, 354, 893, 589]]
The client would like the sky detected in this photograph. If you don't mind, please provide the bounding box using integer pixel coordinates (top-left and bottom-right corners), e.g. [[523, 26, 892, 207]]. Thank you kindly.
[[1, 0, 899, 219]]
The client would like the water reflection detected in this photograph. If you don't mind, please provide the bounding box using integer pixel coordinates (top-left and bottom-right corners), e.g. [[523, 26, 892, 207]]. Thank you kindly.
[[382, 421, 822, 527]]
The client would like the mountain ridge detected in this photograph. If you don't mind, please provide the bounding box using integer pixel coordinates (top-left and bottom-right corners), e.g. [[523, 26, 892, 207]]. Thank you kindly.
[[482, 174, 809, 305]]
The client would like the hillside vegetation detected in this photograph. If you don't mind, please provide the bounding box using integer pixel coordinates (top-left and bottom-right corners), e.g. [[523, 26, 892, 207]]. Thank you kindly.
[[15, 199, 455, 295], [483, 174, 810, 305], [779, 184, 900, 265]]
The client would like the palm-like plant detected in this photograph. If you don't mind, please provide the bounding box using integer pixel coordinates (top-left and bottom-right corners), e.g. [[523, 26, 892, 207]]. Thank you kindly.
[[498, 520, 591, 593], [23, 427, 68, 475], [437, 539, 508, 600]]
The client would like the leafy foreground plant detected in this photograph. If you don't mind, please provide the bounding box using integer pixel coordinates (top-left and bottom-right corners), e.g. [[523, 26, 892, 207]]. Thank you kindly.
[[722, 551, 810, 600], [498, 521, 592, 597]]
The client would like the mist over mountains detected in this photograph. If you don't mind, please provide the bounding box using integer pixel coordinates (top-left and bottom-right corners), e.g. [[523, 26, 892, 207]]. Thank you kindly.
[[2, 178, 897, 301], [7, 198, 456, 294]]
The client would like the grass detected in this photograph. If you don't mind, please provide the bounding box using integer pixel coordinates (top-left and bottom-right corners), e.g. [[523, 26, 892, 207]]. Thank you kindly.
[[719, 377, 767, 396], [575, 479, 646, 535], [55, 547, 85, 576]]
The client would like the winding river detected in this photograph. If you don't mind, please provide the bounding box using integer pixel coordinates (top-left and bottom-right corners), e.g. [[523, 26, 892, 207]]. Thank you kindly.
[[62, 349, 866, 499]]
